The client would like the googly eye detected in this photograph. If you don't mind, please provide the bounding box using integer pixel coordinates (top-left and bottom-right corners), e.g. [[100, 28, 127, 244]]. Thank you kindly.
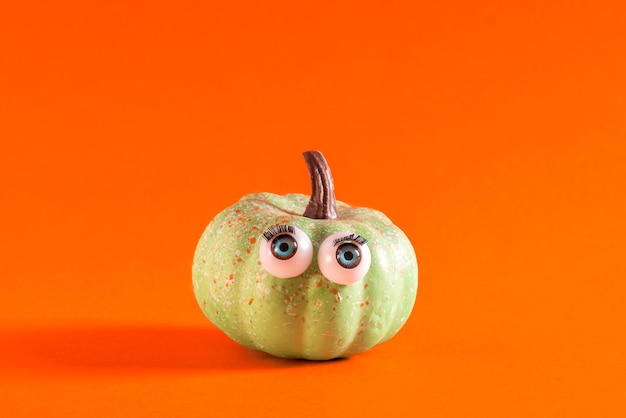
[[318, 232, 371, 285], [260, 225, 313, 279]]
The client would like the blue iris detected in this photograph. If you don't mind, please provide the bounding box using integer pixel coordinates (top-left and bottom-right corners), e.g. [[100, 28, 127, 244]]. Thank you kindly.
[[271, 234, 298, 260], [336, 243, 361, 269]]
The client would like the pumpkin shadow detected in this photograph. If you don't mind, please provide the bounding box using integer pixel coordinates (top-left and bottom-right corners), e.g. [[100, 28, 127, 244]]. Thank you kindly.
[[1, 324, 325, 374]]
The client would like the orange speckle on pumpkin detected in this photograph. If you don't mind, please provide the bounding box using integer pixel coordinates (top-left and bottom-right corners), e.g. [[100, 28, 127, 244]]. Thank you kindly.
[[201, 258, 206, 264], [216, 310, 219, 315], [300, 317, 305, 323], [248, 298, 254, 305], [235, 209, 241, 214], [213, 279, 216, 284], [250, 237, 257, 244], [331, 288, 339, 295], [364, 283, 369, 289], [228, 274, 234, 280], [317, 280, 323, 288], [366, 301, 370, 305], [237, 217, 244, 222], [246, 248, 251, 254], [253, 206, 259, 211], [237, 257, 243, 262], [360, 302, 365, 308], [316, 300, 322, 307], [252, 225, 258, 230]]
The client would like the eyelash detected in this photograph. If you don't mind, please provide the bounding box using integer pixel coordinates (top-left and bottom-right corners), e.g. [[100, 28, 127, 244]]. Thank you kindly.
[[262, 224, 296, 241], [332, 233, 368, 246]]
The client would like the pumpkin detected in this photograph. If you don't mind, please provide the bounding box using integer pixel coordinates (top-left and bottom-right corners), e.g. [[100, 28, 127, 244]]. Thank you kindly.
[[192, 151, 417, 360]]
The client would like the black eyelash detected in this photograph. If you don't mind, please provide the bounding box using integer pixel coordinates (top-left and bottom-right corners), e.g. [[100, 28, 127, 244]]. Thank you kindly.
[[262, 224, 295, 241], [333, 233, 368, 246]]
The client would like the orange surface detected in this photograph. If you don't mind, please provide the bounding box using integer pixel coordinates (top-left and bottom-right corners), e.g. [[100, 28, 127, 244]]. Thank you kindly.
[[1, 1, 626, 416]]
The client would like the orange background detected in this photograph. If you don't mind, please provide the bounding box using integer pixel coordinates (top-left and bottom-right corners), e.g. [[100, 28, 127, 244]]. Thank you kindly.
[[1, 1, 625, 416]]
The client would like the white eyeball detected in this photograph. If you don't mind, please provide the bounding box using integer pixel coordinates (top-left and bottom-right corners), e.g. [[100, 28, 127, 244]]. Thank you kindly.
[[260, 225, 313, 279], [318, 232, 371, 285]]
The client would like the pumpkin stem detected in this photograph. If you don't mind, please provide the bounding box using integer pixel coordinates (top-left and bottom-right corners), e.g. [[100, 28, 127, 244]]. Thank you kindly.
[[302, 151, 338, 220]]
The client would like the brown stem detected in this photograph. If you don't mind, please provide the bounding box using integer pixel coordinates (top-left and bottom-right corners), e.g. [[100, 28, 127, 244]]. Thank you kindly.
[[302, 151, 338, 220]]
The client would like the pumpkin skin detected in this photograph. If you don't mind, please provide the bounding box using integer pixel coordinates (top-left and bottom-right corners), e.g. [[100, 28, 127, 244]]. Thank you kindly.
[[192, 192, 418, 360]]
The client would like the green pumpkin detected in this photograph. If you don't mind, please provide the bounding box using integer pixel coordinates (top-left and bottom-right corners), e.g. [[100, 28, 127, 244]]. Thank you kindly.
[[192, 151, 417, 360]]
